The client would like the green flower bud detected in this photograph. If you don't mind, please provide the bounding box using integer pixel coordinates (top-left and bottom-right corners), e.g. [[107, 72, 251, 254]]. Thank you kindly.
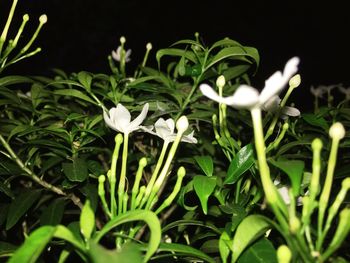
[[98, 175, 106, 183], [289, 216, 300, 234], [139, 157, 147, 168], [39, 14, 47, 24], [277, 245, 292, 263], [311, 138, 323, 151], [115, 133, 123, 144], [23, 14, 29, 22]]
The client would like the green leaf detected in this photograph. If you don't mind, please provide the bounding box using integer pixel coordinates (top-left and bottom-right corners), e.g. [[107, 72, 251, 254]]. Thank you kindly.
[[8, 226, 56, 263], [205, 46, 259, 71], [80, 200, 95, 241], [225, 144, 255, 185], [31, 83, 47, 109], [270, 159, 304, 196], [62, 157, 88, 182], [149, 242, 216, 263], [0, 180, 13, 198], [194, 155, 214, 177], [232, 215, 270, 262], [77, 71, 92, 92], [193, 175, 217, 214], [0, 241, 17, 258], [93, 210, 161, 262], [302, 113, 329, 130], [156, 48, 197, 66], [6, 189, 42, 230], [89, 242, 142, 263], [54, 89, 97, 105], [238, 238, 277, 263], [0, 75, 33, 87], [54, 225, 86, 252], [40, 198, 66, 226], [219, 232, 231, 263]]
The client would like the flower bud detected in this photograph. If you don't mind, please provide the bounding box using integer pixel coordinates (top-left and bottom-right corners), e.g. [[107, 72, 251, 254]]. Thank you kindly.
[[289, 74, 301, 88], [342, 177, 350, 189], [115, 133, 123, 144], [98, 175, 106, 184], [146, 42, 152, 50], [39, 14, 47, 24], [177, 166, 186, 178], [311, 138, 323, 151], [176, 116, 189, 133], [329, 122, 345, 140], [216, 75, 225, 89], [139, 157, 147, 168], [120, 36, 126, 44], [277, 245, 292, 263], [23, 14, 29, 22]]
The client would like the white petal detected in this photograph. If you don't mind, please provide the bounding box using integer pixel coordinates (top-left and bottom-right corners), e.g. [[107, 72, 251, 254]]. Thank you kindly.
[[228, 85, 260, 108], [155, 118, 173, 140], [114, 104, 131, 132], [103, 109, 117, 130], [278, 186, 291, 205], [111, 46, 122, 61], [262, 95, 280, 112], [128, 103, 149, 132], [181, 130, 198, 144], [125, 49, 132, 62], [282, 106, 300, 117], [260, 57, 300, 105]]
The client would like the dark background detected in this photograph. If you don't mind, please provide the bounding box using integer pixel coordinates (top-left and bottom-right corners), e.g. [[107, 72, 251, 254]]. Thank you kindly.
[[1, 0, 349, 110]]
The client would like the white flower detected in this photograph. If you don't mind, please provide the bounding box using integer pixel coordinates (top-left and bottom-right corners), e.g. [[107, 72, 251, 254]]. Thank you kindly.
[[111, 46, 132, 62], [274, 179, 303, 206], [262, 95, 300, 118], [103, 103, 149, 134], [200, 57, 300, 110], [142, 118, 197, 144]]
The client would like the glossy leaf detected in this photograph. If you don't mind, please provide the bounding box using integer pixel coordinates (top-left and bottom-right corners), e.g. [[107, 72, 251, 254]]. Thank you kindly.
[[89, 242, 142, 263], [40, 198, 66, 225], [193, 175, 217, 214], [93, 210, 161, 262], [80, 200, 95, 241], [54, 225, 86, 252], [302, 113, 329, 130], [150, 242, 216, 263], [156, 48, 197, 66], [77, 71, 92, 92], [194, 155, 214, 177], [232, 215, 270, 262], [54, 89, 97, 105], [219, 231, 231, 263], [62, 157, 88, 182], [6, 189, 42, 230], [225, 144, 255, 185], [8, 226, 56, 263], [0, 75, 33, 87], [270, 159, 304, 196], [238, 238, 277, 263]]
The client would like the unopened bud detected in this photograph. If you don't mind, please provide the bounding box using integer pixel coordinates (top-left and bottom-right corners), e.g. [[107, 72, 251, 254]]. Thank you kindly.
[[98, 175, 106, 183], [311, 138, 323, 151], [177, 166, 186, 178], [329, 122, 345, 140], [39, 14, 47, 24], [23, 14, 29, 22], [139, 157, 147, 168], [277, 245, 292, 263], [289, 74, 301, 88], [342, 177, 350, 189], [120, 36, 126, 44], [216, 75, 225, 89], [176, 116, 189, 133], [146, 42, 152, 50]]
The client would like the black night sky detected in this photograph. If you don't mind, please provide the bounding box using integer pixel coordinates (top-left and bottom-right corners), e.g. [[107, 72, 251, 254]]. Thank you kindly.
[[1, 0, 349, 110]]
